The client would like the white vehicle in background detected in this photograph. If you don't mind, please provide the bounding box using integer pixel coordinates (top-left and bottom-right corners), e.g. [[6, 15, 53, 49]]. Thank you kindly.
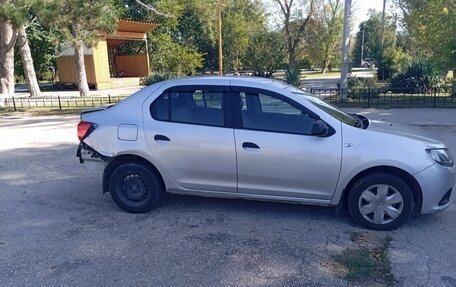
[[361, 58, 376, 68], [76, 77, 455, 230]]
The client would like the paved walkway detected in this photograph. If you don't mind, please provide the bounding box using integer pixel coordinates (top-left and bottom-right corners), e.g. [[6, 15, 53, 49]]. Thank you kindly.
[[14, 85, 142, 98]]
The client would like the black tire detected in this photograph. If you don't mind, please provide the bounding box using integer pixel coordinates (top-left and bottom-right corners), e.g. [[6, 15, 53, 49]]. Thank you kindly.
[[109, 162, 163, 213], [347, 172, 414, 230]]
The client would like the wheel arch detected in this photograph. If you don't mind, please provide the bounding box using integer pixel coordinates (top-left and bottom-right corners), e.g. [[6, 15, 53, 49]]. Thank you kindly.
[[339, 166, 422, 214], [103, 154, 165, 194]]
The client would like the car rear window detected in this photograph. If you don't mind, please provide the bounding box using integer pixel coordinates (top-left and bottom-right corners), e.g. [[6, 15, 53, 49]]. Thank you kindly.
[[150, 89, 224, 127]]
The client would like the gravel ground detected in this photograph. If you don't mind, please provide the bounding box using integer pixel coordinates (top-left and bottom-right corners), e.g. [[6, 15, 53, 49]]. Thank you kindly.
[[0, 109, 455, 287]]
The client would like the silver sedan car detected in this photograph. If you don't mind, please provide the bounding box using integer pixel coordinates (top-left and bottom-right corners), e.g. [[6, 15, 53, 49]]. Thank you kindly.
[[77, 77, 455, 230]]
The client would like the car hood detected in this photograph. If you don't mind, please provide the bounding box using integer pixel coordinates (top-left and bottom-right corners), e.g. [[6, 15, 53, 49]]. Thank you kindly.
[[366, 119, 444, 147]]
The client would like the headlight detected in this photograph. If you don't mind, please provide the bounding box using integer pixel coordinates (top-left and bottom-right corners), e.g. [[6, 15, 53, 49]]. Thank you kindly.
[[426, 148, 453, 167]]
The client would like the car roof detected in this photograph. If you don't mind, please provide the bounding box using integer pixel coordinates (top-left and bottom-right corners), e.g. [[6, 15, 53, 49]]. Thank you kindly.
[[161, 76, 291, 90]]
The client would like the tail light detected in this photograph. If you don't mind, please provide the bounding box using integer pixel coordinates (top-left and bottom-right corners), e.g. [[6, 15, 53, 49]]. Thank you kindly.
[[77, 121, 97, 142]]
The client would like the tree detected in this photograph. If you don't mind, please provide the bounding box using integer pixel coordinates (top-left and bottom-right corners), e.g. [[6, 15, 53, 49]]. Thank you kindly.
[[221, 0, 266, 72], [115, 0, 267, 74], [245, 30, 285, 77], [352, 11, 396, 66], [40, 0, 117, 96], [351, 10, 408, 78], [272, 0, 316, 69], [148, 33, 203, 75], [305, 0, 343, 72], [398, 0, 456, 73], [0, 11, 16, 99], [15, 21, 61, 82], [318, 0, 343, 73], [0, 0, 43, 97]]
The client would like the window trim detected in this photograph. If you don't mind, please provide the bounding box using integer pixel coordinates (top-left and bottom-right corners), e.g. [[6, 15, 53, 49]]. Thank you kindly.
[[149, 84, 335, 135]]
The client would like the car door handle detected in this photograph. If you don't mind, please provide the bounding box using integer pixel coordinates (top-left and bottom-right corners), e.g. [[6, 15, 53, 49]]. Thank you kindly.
[[242, 142, 260, 149], [154, 134, 170, 141]]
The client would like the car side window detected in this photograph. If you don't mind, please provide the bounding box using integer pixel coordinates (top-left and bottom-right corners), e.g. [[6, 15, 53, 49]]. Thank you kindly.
[[258, 94, 301, 115], [150, 89, 224, 127], [239, 91, 316, 135]]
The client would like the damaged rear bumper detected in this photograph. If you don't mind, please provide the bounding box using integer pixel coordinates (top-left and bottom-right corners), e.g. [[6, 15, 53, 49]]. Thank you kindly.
[[76, 142, 111, 170]]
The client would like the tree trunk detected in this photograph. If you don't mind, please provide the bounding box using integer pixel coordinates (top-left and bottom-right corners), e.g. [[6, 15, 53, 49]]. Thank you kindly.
[[0, 18, 16, 100], [17, 26, 41, 97], [288, 46, 297, 70], [74, 41, 90, 97]]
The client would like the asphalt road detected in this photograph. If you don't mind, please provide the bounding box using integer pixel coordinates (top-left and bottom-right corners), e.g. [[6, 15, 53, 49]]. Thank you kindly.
[[1, 109, 455, 287]]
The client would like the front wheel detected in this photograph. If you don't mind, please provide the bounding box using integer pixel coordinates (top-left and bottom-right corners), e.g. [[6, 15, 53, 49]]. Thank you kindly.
[[109, 162, 163, 213], [348, 172, 414, 230]]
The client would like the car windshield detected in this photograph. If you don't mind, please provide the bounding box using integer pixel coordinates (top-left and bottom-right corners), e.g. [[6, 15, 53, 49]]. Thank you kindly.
[[286, 86, 358, 127]]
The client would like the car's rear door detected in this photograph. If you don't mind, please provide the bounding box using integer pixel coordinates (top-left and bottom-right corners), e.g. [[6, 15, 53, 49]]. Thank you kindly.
[[143, 85, 237, 193], [232, 87, 342, 202]]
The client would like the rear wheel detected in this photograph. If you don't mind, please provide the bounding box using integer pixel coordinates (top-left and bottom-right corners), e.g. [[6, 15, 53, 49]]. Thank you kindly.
[[109, 162, 163, 213], [348, 172, 414, 230]]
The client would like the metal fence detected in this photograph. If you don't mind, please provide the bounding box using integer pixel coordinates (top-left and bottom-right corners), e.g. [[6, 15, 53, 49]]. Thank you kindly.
[[2, 95, 127, 111], [2, 88, 456, 111], [310, 88, 456, 108]]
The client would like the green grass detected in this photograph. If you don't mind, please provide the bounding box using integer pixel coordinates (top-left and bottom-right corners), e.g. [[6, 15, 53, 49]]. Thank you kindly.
[[333, 234, 395, 286], [302, 71, 341, 79], [334, 249, 377, 281]]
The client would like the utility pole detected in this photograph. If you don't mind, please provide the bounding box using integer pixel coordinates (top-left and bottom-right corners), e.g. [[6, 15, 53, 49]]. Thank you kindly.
[[217, 1, 223, 76], [379, 0, 387, 80], [361, 22, 365, 66], [340, 0, 352, 100]]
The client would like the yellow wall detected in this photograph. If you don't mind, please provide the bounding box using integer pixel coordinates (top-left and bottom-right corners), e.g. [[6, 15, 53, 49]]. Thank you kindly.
[[56, 40, 111, 89], [92, 40, 111, 88], [116, 54, 149, 77], [56, 41, 148, 89], [57, 55, 96, 84]]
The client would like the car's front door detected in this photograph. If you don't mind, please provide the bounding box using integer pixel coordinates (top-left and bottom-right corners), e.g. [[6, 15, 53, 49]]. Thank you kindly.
[[233, 88, 342, 201], [144, 86, 236, 193]]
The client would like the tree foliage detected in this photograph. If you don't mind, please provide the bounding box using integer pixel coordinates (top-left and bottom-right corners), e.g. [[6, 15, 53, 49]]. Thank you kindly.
[[306, 0, 343, 73], [14, 20, 61, 81], [392, 59, 441, 91], [0, 0, 43, 97], [40, 0, 118, 48], [116, 0, 267, 74], [221, 0, 266, 72], [352, 11, 396, 67], [148, 33, 203, 75], [272, 0, 316, 69], [352, 10, 411, 79], [39, 0, 118, 96], [398, 0, 456, 71], [245, 30, 285, 77]]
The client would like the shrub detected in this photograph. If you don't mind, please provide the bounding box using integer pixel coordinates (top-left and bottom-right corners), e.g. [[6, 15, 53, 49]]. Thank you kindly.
[[348, 76, 378, 89], [284, 67, 302, 86], [391, 59, 441, 92], [348, 76, 380, 99], [141, 73, 178, 86]]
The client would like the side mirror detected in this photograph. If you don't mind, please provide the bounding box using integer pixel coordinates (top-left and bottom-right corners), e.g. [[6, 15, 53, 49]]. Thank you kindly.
[[311, 119, 330, 137]]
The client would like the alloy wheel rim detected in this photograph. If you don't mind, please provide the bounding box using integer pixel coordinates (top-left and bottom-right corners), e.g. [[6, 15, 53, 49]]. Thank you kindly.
[[358, 184, 404, 225]]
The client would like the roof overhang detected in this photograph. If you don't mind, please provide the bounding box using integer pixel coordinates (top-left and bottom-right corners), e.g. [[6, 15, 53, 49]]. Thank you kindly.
[[106, 19, 159, 47]]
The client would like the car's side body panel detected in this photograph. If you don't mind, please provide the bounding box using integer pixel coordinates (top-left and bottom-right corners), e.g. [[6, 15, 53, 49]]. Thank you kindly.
[[330, 122, 442, 205], [234, 128, 342, 200], [78, 76, 455, 219]]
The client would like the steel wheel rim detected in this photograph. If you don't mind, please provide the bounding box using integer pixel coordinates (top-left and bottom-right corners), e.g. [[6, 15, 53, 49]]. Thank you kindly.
[[120, 173, 150, 204], [358, 184, 404, 225]]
